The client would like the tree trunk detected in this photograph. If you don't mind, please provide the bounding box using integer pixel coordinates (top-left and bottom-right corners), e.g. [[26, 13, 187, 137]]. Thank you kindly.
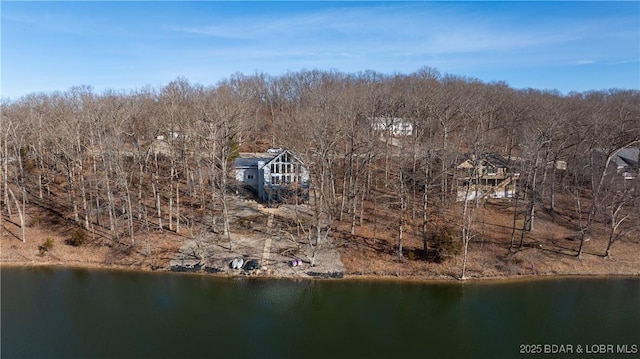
[[2, 128, 10, 217], [550, 166, 557, 213], [510, 190, 520, 252], [123, 180, 135, 245], [154, 154, 163, 230], [79, 168, 90, 230], [176, 173, 180, 234], [397, 170, 406, 260], [104, 161, 116, 239], [169, 167, 174, 232], [68, 160, 80, 225], [8, 188, 26, 242], [422, 169, 429, 253]]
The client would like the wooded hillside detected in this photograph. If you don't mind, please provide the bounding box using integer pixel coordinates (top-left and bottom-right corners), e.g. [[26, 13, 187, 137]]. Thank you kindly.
[[2, 68, 639, 278]]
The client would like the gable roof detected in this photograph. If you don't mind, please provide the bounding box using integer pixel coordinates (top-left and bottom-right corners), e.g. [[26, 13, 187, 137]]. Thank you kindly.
[[613, 148, 639, 169], [263, 149, 306, 167], [459, 152, 510, 168], [484, 153, 509, 168]]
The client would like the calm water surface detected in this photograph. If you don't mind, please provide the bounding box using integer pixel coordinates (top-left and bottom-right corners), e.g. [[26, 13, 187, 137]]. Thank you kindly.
[[1, 267, 639, 358]]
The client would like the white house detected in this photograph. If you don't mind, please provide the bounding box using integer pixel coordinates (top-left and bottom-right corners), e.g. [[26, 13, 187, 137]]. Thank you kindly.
[[234, 149, 310, 204], [371, 117, 414, 137]]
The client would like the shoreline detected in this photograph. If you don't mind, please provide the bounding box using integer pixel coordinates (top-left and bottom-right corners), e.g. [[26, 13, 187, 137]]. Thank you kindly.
[[2, 260, 638, 284], [3, 218, 639, 284]]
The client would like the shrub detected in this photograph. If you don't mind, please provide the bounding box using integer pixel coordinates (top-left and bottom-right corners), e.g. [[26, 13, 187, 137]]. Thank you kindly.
[[38, 238, 54, 254], [67, 228, 88, 247], [430, 225, 461, 262]]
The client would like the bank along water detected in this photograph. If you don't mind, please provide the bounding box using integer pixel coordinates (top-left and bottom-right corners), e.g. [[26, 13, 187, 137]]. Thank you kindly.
[[1, 267, 638, 358]]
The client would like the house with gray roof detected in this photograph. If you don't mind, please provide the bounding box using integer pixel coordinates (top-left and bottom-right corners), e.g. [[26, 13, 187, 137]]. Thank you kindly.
[[611, 148, 639, 180], [234, 149, 310, 204]]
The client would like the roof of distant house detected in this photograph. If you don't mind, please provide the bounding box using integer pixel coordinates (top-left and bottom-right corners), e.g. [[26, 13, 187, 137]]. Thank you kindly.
[[461, 152, 510, 168], [613, 148, 639, 169]]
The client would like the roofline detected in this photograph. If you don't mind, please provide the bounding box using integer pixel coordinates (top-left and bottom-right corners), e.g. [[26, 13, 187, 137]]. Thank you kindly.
[[264, 149, 306, 166]]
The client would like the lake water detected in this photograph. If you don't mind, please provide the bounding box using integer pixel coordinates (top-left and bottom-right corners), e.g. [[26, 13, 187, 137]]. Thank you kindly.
[[1, 267, 639, 358]]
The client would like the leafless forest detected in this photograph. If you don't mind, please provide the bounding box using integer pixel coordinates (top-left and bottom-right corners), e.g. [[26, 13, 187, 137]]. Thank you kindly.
[[2, 68, 639, 277]]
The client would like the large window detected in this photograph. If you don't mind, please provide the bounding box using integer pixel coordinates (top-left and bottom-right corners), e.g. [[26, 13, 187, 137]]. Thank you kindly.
[[268, 152, 304, 185]]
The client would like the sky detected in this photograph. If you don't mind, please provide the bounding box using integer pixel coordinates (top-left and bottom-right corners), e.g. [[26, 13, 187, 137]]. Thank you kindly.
[[1, 1, 639, 100]]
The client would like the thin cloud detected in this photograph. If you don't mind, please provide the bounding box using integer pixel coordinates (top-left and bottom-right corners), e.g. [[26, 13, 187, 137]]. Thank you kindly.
[[169, 3, 629, 62], [610, 58, 640, 65]]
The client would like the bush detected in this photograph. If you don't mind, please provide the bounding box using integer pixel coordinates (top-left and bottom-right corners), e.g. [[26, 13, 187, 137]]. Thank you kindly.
[[67, 228, 88, 247], [38, 238, 54, 254], [430, 225, 461, 262]]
